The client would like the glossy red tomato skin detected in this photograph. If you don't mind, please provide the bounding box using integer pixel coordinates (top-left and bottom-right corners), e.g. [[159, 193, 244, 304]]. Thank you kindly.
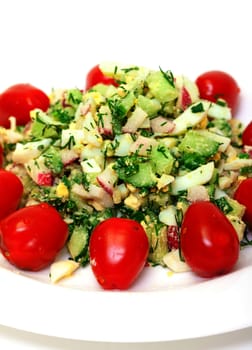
[[195, 71, 240, 112], [85, 64, 118, 91], [89, 217, 149, 290], [0, 169, 23, 220], [180, 201, 240, 278], [242, 121, 252, 146], [0, 83, 50, 128], [234, 178, 252, 227], [0, 203, 68, 271]]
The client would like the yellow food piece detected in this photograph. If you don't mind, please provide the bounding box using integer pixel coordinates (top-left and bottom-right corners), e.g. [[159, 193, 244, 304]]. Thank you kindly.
[[50, 260, 80, 283], [56, 182, 69, 198]]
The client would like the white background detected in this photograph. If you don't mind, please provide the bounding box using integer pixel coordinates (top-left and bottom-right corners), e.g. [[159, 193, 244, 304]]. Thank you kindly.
[[0, 0, 251, 92], [0, 0, 252, 348]]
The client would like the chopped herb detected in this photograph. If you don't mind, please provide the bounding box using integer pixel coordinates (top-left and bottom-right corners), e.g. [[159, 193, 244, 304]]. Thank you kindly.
[[216, 99, 227, 107], [97, 112, 105, 128], [34, 159, 40, 169], [113, 154, 141, 178], [140, 129, 153, 137], [86, 161, 93, 168], [157, 144, 169, 159], [207, 118, 232, 137], [121, 66, 139, 73], [191, 102, 204, 113], [159, 66, 175, 87], [215, 197, 233, 214], [61, 135, 76, 149], [71, 170, 90, 190], [240, 166, 252, 175], [238, 152, 249, 159], [113, 65, 118, 75], [107, 97, 127, 134], [66, 89, 83, 106], [62, 175, 71, 188], [50, 103, 74, 124]]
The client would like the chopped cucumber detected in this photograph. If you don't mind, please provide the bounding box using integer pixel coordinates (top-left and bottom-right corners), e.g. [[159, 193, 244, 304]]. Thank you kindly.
[[67, 226, 89, 264], [127, 162, 157, 188], [150, 143, 174, 175]]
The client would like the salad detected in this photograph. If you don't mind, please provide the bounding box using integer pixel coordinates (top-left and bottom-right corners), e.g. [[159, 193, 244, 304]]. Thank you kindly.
[[0, 62, 251, 289]]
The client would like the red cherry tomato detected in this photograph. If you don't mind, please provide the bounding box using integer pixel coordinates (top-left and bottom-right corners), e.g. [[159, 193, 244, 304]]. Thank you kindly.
[[242, 121, 252, 146], [89, 217, 149, 290], [0, 169, 23, 220], [180, 201, 239, 278], [195, 71, 240, 112], [85, 64, 118, 91], [0, 83, 50, 128], [0, 203, 68, 271], [234, 178, 252, 227]]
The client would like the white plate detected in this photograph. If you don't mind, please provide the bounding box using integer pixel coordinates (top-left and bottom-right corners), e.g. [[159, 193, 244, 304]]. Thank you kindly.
[[0, 1, 252, 341], [0, 91, 252, 342], [1, 245, 252, 343]]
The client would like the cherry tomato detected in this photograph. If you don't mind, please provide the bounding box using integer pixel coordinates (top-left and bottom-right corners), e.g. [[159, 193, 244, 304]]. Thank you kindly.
[[0, 83, 50, 128], [195, 71, 240, 112], [180, 201, 239, 278], [234, 178, 252, 227], [0, 169, 23, 220], [85, 64, 118, 91], [0, 203, 68, 271], [89, 217, 149, 290], [242, 121, 252, 146]]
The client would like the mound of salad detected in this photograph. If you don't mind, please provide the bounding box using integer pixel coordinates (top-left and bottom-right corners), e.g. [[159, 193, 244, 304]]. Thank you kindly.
[[0, 62, 252, 289]]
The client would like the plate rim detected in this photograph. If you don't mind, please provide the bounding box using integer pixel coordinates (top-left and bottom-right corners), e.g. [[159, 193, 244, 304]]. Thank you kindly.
[[1, 248, 252, 343]]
